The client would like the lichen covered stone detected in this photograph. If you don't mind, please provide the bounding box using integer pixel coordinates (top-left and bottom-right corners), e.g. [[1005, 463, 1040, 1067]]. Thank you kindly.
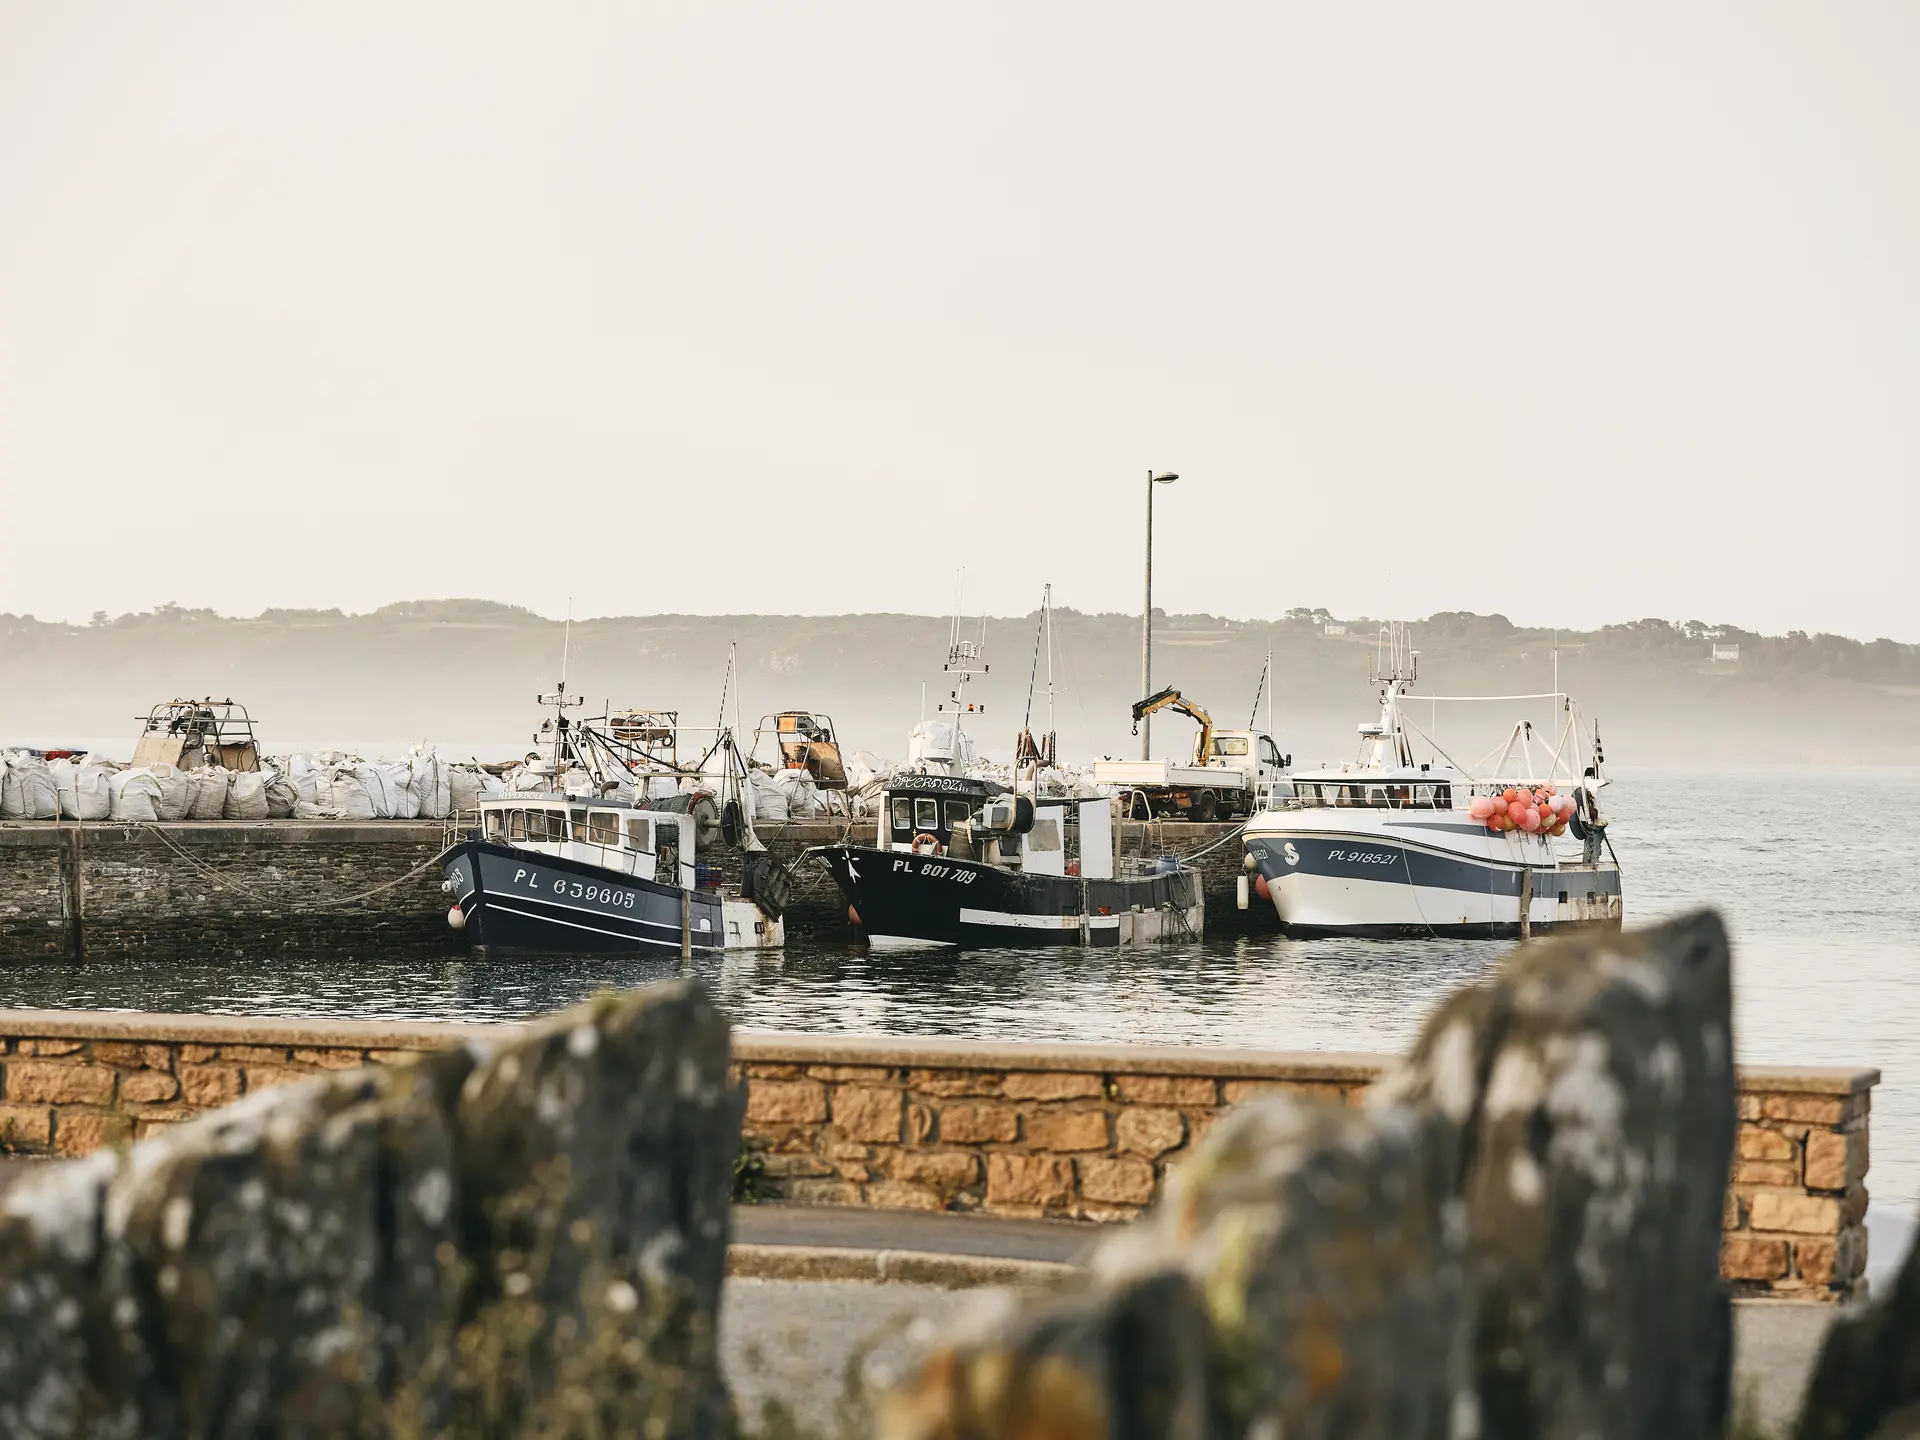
[[878, 911, 1738, 1440], [0, 979, 740, 1438]]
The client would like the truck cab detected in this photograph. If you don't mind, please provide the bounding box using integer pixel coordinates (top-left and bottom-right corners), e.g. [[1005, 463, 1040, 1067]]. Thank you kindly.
[[1201, 730, 1288, 793]]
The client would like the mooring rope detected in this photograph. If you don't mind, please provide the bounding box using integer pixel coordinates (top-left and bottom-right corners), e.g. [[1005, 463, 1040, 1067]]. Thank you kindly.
[[133, 823, 448, 913]]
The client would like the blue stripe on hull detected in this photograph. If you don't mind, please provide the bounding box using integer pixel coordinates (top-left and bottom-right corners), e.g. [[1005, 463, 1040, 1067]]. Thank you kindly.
[[1243, 830, 1622, 939]]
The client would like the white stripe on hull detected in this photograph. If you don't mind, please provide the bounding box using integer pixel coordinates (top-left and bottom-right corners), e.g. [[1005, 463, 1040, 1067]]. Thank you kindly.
[[1265, 869, 1622, 932]]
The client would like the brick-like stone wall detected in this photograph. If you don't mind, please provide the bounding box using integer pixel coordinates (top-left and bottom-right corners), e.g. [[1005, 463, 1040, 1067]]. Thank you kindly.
[[0, 821, 451, 959], [0, 1012, 1875, 1299], [0, 1013, 464, 1155], [1724, 1073, 1875, 1296]]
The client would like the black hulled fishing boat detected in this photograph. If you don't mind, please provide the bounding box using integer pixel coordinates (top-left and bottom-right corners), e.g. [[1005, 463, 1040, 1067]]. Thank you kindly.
[[816, 586, 1202, 947], [437, 675, 790, 955]]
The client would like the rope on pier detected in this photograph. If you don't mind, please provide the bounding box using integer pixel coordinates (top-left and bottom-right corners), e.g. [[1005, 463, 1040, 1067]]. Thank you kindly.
[[1163, 820, 1250, 864], [133, 824, 447, 913]]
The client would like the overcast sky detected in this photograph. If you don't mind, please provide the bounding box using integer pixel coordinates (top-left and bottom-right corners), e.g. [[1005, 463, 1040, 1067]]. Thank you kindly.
[[2, 2, 1915, 637]]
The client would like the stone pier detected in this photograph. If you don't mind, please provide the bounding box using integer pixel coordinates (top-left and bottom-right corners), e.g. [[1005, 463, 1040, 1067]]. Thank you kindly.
[[0, 815, 1263, 958]]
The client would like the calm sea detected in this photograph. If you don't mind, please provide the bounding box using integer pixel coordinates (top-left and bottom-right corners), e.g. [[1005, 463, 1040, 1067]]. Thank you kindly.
[[2, 766, 1914, 1210]]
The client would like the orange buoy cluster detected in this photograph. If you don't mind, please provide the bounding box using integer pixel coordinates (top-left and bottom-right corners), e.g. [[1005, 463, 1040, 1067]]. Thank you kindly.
[[1468, 786, 1574, 836]]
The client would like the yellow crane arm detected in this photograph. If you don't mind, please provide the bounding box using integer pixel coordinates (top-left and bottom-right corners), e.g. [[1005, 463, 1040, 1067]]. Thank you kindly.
[[1129, 687, 1215, 766]]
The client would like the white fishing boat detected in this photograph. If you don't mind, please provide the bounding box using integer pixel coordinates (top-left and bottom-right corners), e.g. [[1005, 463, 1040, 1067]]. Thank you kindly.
[[1241, 627, 1622, 938]]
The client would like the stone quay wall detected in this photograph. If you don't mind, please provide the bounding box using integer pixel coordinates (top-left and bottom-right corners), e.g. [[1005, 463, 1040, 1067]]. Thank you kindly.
[[0, 814, 1261, 959], [0, 1010, 1874, 1299], [0, 820, 451, 960]]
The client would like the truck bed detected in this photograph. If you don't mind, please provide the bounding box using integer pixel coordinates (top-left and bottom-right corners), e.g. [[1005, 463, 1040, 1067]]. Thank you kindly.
[[1090, 760, 1246, 790]]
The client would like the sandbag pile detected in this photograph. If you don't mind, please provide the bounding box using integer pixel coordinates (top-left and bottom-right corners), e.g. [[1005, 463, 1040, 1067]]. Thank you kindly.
[[2, 744, 521, 824]]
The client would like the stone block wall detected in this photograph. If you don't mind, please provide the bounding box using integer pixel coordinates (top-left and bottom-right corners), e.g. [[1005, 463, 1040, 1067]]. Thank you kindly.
[[1723, 1068, 1875, 1296], [0, 821, 451, 959], [0, 1013, 465, 1156], [735, 1040, 1374, 1221], [0, 1011, 1877, 1299]]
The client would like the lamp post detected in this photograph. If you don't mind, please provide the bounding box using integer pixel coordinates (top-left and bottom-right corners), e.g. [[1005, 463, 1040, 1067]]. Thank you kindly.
[[1141, 470, 1179, 760]]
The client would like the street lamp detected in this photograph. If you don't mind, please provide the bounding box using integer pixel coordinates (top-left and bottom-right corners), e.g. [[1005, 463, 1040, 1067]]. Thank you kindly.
[[1141, 470, 1179, 760]]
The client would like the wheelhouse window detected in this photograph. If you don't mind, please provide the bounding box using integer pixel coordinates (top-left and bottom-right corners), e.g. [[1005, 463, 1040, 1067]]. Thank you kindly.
[[508, 809, 528, 842], [945, 800, 972, 829], [913, 798, 939, 833], [483, 809, 504, 842], [588, 811, 621, 845], [570, 808, 589, 840], [890, 798, 914, 833], [625, 817, 651, 852]]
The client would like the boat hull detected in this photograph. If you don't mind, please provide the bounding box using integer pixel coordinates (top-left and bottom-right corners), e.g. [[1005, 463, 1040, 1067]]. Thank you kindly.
[[440, 839, 780, 954], [816, 845, 1203, 947], [1243, 813, 1622, 939]]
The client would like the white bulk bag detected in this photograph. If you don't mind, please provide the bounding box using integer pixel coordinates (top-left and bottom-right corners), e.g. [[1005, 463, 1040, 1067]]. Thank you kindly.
[[314, 766, 376, 821], [264, 771, 300, 819], [63, 761, 115, 821], [48, 759, 76, 818], [150, 764, 197, 822], [448, 767, 485, 817], [506, 766, 553, 794], [224, 771, 270, 820], [188, 767, 231, 820], [110, 768, 163, 822], [773, 768, 821, 817], [347, 762, 402, 819], [747, 769, 789, 823], [406, 750, 451, 820], [0, 754, 59, 820], [561, 767, 596, 800]]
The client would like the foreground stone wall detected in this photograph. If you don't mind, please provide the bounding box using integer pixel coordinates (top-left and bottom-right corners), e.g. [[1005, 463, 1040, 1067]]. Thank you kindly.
[[0, 1010, 1877, 1300], [0, 982, 739, 1438], [879, 910, 1742, 1440], [0, 821, 450, 959]]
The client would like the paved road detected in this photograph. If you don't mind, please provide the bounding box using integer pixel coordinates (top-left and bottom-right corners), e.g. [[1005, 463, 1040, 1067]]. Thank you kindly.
[[732, 1202, 1096, 1264], [728, 1206, 1846, 1436], [722, 1277, 1839, 1438]]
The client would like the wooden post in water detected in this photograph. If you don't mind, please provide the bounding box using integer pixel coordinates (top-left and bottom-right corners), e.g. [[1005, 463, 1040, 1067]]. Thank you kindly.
[[1519, 865, 1533, 941], [680, 888, 693, 962]]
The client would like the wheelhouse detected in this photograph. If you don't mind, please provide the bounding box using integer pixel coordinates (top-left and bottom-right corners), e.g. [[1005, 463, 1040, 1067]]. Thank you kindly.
[[876, 773, 1000, 854], [1280, 770, 1456, 811], [477, 794, 695, 888]]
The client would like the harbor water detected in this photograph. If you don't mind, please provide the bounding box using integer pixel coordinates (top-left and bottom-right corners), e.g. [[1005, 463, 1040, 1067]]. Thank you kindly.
[[0, 766, 1913, 1210]]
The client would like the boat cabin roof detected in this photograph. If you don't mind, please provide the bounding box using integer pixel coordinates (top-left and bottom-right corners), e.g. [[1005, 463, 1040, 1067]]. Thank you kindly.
[[881, 772, 1002, 802], [1289, 765, 1454, 783], [480, 792, 647, 812]]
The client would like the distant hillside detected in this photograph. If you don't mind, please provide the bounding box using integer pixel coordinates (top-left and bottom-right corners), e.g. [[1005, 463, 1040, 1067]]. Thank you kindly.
[[3, 601, 1915, 767]]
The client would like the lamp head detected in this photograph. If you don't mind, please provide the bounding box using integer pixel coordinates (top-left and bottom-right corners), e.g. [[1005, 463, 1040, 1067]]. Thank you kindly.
[[1151, 471, 1179, 484]]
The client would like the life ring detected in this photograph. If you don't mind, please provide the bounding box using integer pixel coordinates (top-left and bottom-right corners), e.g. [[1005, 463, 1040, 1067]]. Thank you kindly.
[[910, 832, 942, 856]]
